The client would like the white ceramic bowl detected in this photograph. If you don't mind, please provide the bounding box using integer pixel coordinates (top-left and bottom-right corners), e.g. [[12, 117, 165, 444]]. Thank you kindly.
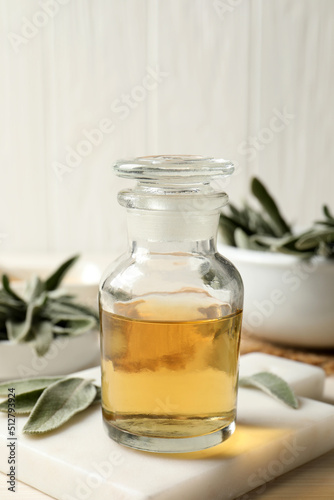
[[0, 330, 100, 381], [218, 243, 334, 348], [0, 282, 100, 381]]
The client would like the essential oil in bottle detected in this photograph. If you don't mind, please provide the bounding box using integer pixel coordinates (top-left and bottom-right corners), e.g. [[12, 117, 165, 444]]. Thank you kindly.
[[100, 292, 242, 440]]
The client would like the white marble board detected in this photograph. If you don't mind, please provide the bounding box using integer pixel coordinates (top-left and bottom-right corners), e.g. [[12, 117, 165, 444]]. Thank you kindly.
[[0, 354, 333, 500]]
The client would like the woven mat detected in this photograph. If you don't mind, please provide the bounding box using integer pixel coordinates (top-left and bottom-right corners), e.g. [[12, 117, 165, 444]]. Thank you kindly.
[[240, 331, 334, 376]]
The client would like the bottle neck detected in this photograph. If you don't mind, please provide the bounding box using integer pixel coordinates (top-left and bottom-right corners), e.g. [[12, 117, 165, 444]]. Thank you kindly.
[[127, 209, 219, 255]]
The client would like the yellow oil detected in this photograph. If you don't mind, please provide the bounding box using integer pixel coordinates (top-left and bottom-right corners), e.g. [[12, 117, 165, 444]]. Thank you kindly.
[[100, 293, 242, 439]]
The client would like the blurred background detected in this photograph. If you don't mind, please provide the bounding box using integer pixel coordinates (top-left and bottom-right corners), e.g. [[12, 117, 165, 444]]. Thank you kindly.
[[0, 0, 333, 257]]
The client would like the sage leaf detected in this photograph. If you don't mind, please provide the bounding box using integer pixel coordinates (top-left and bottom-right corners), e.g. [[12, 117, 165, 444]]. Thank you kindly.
[[26, 276, 45, 302], [225, 214, 252, 236], [0, 329, 8, 340], [234, 228, 261, 250], [44, 301, 85, 318], [250, 233, 312, 257], [251, 234, 289, 247], [93, 385, 101, 404], [46, 290, 75, 300], [0, 376, 62, 396], [44, 255, 79, 292], [33, 321, 53, 357], [318, 240, 334, 258], [251, 177, 291, 237], [56, 300, 99, 321], [44, 301, 97, 320], [315, 220, 334, 227], [0, 389, 44, 414], [2, 275, 25, 303], [234, 229, 267, 251], [229, 203, 246, 224], [0, 297, 26, 323], [228, 204, 252, 232], [239, 372, 298, 409], [6, 293, 47, 343], [296, 228, 334, 250], [6, 319, 31, 342], [219, 216, 238, 246], [234, 228, 250, 249], [272, 233, 316, 257], [23, 378, 97, 434], [52, 316, 96, 336], [324, 204, 334, 221], [246, 208, 277, 236]]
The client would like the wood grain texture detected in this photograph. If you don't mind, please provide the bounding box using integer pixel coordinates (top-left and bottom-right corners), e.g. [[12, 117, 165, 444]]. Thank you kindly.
[[0, 472, 55, 499], [256, 0, 334, 227], [244, 448, 334, 499], [0, 0, 333, 253]]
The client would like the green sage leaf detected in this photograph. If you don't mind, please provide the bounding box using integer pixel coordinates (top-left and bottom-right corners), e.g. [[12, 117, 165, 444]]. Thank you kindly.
[[250, 233, 311, 257], [44, 255, 79, 292], [235, 229, 265, 251], [0, 389, 44, 414], [228, 204, 251, 230], [52, 315, 96, 336], [44, 301, 97, 321], [25, 276, 44, 302], [239, 372, 298, 409], [225, 213, 252, 236], [246, 207, 277, 236], [46, 290, 75, 300], [323, 204, 334, 221], [93, 385, 101, 404], [2, 275, 25, 303], [315, 220, 334, 227], [234, 228, 252, 249], [6, 293, 47, 343], [250, 234, 285, 247], [56, 299, 99, 321], [219, 216, 237, 246], [251, 177, 291, 237], [0, 297, 26, 323], [0, 329, 8, 340], [33, 321, 53, 357], [0, 377, 62, 396], [43, 301, 83, 318], [296, 228, 334, 250], [23, 377, 97, 434], [6, 319, 31, 342], [317, 240, 334, 258]]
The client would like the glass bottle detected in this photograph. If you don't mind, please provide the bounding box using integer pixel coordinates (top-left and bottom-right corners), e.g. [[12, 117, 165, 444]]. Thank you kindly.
[[99, 155, 243, 453]]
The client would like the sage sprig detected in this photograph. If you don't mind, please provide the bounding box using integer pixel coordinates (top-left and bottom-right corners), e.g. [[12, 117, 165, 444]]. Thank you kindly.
[[23, 378, 97, 434], [220, 177, 334, 258], [0, 376, 101, 434], [0, 390, 46, 415], [0, 256, 99, 356], [0, 372, 298, 435], [0, 376, 62, 396], [251, 177, 291, 237], [239, 372, 299, 409]]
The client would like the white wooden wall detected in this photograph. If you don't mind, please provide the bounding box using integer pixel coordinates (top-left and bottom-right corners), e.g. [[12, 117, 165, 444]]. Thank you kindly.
[[0, 0, 333, 255]]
